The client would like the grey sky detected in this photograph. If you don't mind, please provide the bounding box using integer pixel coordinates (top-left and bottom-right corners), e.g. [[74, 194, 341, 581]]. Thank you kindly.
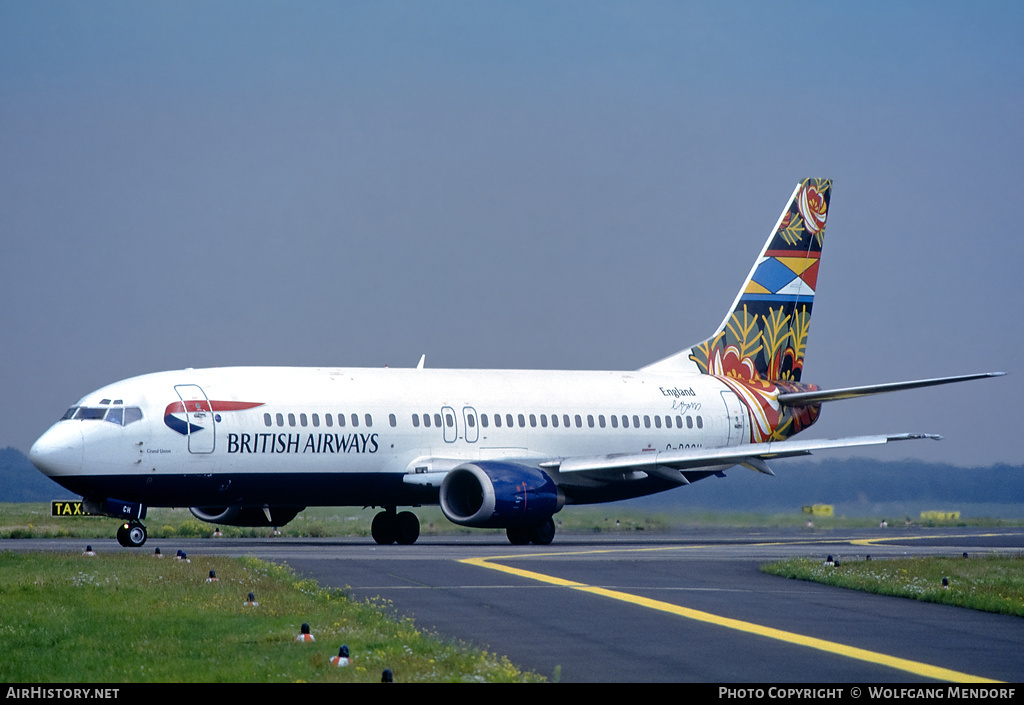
[[2, 2, 1020, 467]]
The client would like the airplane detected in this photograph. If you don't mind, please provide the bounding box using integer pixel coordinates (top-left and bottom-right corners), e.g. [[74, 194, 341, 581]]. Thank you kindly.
[[28, 178, 1003, 548]]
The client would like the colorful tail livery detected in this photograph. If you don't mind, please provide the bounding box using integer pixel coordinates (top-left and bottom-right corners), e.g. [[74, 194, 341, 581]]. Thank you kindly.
[[645, 178, 830, 381], [29, 180, 1003, 548]]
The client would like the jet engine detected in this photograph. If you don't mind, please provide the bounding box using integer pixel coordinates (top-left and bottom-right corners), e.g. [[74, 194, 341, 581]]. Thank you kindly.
[[440, 461, 563, 529], [189, 505, 304, 527]]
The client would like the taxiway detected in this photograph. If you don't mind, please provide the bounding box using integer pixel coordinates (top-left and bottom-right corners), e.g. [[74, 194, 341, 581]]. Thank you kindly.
[[6, 527, 1023, 682]]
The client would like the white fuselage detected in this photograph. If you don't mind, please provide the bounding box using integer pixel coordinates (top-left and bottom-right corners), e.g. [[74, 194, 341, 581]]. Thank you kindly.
[[31, 365, 751, 508]]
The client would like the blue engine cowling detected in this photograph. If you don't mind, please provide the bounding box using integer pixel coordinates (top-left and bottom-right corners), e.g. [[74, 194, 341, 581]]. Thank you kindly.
[[440, 461, 563, 529]]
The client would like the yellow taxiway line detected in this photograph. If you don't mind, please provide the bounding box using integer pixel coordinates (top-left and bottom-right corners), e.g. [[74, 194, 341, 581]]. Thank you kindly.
[[460, 551, 1001, 683]]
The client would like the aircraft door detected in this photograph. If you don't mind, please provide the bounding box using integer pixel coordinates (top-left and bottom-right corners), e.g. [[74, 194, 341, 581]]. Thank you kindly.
[[720, 390, 749, 446], [175, 384, 216, 453], [463, 406, 479, 443], [441, 405, 458, 443]]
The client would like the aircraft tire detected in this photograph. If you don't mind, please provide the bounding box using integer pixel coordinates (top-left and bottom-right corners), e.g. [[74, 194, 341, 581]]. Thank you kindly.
[[506, 527, 531, 545], [394, 511, 420, 545], [371, 511, 396, 545], [117, 522, 147, 548], [530, 518, 555, 545]]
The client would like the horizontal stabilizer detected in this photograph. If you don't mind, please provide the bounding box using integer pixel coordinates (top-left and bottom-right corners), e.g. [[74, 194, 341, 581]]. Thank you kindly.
[[542, 433, 941, 476], [778, 372, 1005, 406]]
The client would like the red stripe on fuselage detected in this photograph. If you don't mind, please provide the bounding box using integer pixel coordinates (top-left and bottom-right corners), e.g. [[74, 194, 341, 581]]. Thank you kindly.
[[164, 400, 264, 416]]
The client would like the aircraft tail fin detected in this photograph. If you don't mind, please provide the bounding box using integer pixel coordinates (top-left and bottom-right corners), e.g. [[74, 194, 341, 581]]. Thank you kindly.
[[644, 178, 831, 382]]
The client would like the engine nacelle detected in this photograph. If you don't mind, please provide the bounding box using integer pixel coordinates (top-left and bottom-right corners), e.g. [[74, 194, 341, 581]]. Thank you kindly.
[[189, 506, 304, 527], [440, 461, 563, 529]]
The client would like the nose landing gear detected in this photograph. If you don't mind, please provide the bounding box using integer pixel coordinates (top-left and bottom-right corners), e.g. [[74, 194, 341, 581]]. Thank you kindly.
[[116, 521, 148, 548]]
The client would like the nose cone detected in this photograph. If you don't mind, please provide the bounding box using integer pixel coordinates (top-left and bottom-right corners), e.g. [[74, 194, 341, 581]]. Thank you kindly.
[[29, 424, 84, 478]]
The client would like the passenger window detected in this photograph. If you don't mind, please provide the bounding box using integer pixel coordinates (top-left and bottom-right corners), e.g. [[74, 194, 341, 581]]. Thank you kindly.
[[551, 414, 559, 428], [351, 414, 359, 427], [696, 416, 704, 429], [300, 413, 307, 427], [686, 416, 693, 429], [598, 415, 606, 428], [632, 415, 640, 428], [412, 413, 420, 427], [611, 415, 618, 428], [529, 414, 537, 427], [312, 414, 320, 427], [467, 414, 475, 428], [422, 414, 430, 428], [574, 414, 582, 428], [539, 414, 547, 428], [518, 414, 526, 428], [365, 414, 373, 427], [264, 413, 273, 427], [288, 413, 296, 427], [434, 413, 442, 427], [276, 413, 285, 427], [654, 415, 662, 428], [644, 415, 651, 428], [445, 413, 454, 428], [325, 414, 333, 427], [337, 414, 346, 427], [493, 414, 501, 428], [562, 414, 570, 427], [622, 415, 629, 428], [506, 414, 514, 427], [587, 414, 594, 428], [480, 414, 488, 428], [389, 413, 397, 427]]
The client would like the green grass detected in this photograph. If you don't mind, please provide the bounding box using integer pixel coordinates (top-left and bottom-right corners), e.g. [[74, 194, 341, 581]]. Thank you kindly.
[[0, 504, 691, 540], [0, 550, 544, 683], [762, 554, 1024, 617], [5, 502, 1021, 541]]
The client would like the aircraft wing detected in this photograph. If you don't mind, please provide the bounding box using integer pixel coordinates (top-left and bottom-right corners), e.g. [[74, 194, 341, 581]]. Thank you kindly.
[[537, 433, 941, 484]]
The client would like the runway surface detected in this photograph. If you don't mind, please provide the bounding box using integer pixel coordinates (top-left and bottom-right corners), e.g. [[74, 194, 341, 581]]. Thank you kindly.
[[6, 527, 1024, 683]]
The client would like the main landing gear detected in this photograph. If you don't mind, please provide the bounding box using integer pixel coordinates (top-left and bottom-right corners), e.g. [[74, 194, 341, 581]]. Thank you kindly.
[[116, 521, 148, 548], [505, 517, 556, 546], [371, 508, 421, 545]]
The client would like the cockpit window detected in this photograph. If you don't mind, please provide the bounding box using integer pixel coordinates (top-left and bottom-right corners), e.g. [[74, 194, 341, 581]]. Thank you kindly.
[[65, 405, 143, 426]]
